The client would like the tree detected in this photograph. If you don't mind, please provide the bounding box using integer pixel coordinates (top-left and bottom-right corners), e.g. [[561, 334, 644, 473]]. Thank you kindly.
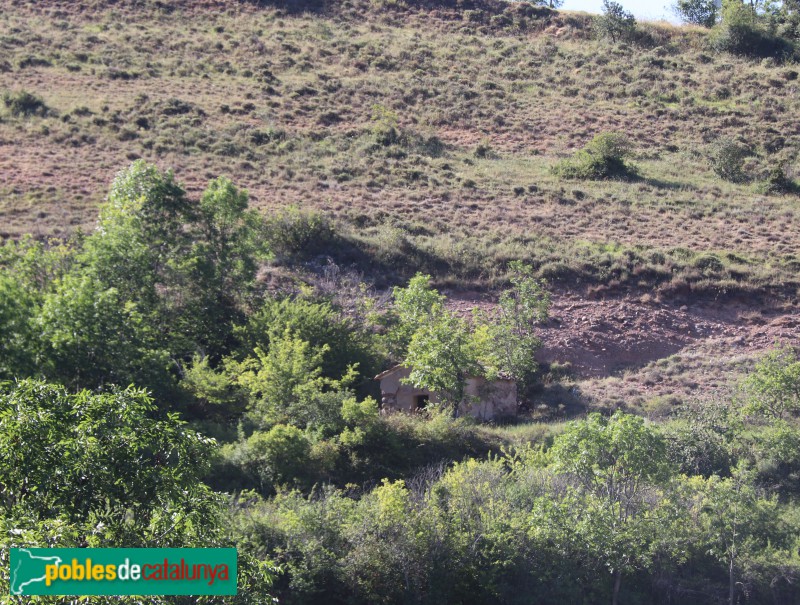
[[687, 465, 786, 605], [239, 295, 380, 385], [550, 412, 673, 605], [478, 262, 549, 395], [0, 380, 278, 603], [81, 162, 268, 366], [709, 137, 749, 183], [742, 346, 800, 420], [234, 328, 359, 432], [189, 176, 268, 358], [0, 380, 218, 541], [404, 311, 480, 414], [674, 0, 719, 26], [595, 0, 637, 43], [37, 273, 174, 395], [0, 273, 38, 380], [389, 273, 446, 356]]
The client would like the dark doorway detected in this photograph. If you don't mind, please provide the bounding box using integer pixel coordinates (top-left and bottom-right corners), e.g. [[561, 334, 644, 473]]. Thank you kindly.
[[415, 394, 430, 410]]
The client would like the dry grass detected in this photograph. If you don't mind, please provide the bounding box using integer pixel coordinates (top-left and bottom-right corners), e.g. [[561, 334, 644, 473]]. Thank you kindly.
[[1, 0, 799, 294]]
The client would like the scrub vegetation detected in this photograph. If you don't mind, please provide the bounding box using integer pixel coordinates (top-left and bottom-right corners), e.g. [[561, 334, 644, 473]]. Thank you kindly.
[[2, 0, 800, 603]]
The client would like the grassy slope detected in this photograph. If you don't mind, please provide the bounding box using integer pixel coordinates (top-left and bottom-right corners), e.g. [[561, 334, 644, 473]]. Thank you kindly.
[[1, 0, 799, 296]]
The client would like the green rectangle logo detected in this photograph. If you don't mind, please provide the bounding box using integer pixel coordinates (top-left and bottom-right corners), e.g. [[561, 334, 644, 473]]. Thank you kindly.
[[10, 548, 237, 596]]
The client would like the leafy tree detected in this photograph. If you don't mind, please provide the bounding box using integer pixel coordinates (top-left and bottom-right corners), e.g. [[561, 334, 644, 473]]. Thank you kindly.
[[81, 162, 268, 367], [709, 137, 750, 183], [404, 311, 481, 413], [238, 295, 381, 385], [189, 176, 269, 358], [595, 0, 637, 43], [665, 400, 738, 476], [37, 273, 174, 395], [0, 380, 277, 603], [236, 424, 312, 491], [389, 273, 446, 356], [0, 273, 38, 380], [234, 328, 359, 432], [712, 0, 794, 57], [742, 346, 800, 420], [550, 412, 673, 605], [687, 465, 789, 605], [478, 262, 549, 394], [674, 0, 719, 26], [0, 381, 218, 541]]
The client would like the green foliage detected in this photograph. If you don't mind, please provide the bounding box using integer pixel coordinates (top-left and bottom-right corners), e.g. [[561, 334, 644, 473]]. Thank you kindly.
[[182, 353, 249, 420], [750, 420, 800, 493], [239, 295, 381, 385], [233, 328, 360, 433], [551, 411, 672, 502], [549, 411, 675, 601], [708, 137, 749, 182], [0, 273, 38, 380], [389, 273, 447, 355], [742, 346, 800, 420], [756, 162, 797, 194], [686, 465, 792, 605], [238, 412, 800, 605], [237, 424, 313, 490], [189, 176, 269, 356], [478, 261, 549, 394], [674, 0, 719, 27], [405, 311, 480, 409], [370, 103, 401, 147], [37, 273, 175, 394], [0, 380, 218, 539], [552, 132, 637, 180], [664, 401, 737, 476], [2, 89, 48, 117], [263, 205, 335, 260], [0, 380, 278, 603], [594, 0, 637, 43], [391, 270, 549, 410], [712, 1, 795, 58]]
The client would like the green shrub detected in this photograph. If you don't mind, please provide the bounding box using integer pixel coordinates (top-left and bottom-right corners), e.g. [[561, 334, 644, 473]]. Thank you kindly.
[[263, 205, 335, 259], [756, 163, 797, 195], [2, 89, 48, 117], [552, 132, 637, 180], [708, 137, 749, 182], [238, 425, 312, 491], [370, 103, 401, 147]]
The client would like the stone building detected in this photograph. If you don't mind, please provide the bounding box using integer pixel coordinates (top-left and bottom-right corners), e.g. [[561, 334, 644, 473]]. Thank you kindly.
[[374, 365, 517, 421]]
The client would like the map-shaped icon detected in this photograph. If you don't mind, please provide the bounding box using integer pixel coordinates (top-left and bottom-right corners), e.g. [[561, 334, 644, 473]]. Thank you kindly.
[[10, 549, 62, 595]]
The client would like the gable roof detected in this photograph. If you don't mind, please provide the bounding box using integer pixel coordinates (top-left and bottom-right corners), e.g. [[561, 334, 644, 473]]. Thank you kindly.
[[374, 365, 406, 380], [375, 364, 515, 382]]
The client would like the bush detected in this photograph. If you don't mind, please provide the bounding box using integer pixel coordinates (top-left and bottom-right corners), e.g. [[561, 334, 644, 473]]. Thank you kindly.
[[756, 163, 797, 195], [238, 425, 312, 491], [708, 137, 749, 182], [263, 205, 335, 259], [2, 90, 48, 117], [552, 132, 637, 180]]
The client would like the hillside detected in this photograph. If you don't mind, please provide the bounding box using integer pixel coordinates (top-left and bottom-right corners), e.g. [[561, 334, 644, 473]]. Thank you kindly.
[[5, 2, 800, 603], [2, 0, 799, 407]]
